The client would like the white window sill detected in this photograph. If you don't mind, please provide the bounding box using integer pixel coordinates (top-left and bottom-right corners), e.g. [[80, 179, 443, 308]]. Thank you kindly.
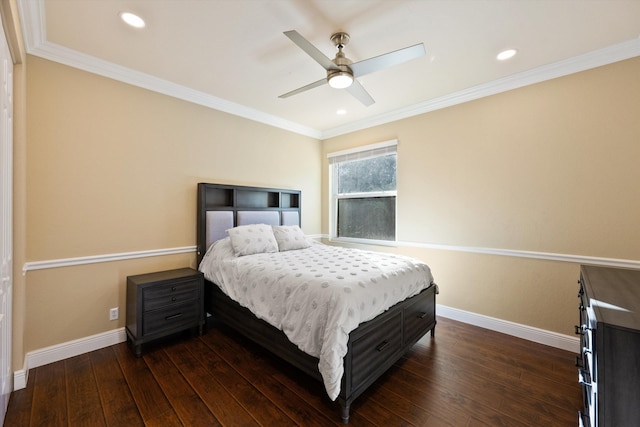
[[328, 236, 398, 248]]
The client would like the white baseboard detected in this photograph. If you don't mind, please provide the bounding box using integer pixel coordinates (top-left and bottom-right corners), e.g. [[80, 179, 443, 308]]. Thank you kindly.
[[13, 327, 127, 391], [12, 359, 28, 391], [437, 304, 579, 353]]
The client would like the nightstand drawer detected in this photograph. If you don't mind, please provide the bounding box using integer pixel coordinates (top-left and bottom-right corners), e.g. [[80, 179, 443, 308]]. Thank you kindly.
[[143, 302, 200, 335], [143, 279, 200, 311]]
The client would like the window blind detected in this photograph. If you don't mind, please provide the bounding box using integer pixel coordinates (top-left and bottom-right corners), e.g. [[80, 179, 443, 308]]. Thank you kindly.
[[327, 139, 397, 164]]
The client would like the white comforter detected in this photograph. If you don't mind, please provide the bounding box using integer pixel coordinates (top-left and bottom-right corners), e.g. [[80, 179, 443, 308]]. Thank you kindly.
[[199, 238, 434, 400]]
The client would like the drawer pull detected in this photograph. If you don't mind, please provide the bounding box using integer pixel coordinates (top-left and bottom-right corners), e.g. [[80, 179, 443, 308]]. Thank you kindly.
[[574, 324, 587, 335], [578, 369, 591, 386], [376, 341, 390, 352], [417, 312, 428, 319], [578, 411, 589, 427], [171, 297, 177, 302], [171, 286, 177, 292], [165, 313, 183, 321]]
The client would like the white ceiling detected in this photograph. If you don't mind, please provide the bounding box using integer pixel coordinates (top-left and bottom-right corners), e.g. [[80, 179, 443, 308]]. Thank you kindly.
[[18, 0, 640, 139]]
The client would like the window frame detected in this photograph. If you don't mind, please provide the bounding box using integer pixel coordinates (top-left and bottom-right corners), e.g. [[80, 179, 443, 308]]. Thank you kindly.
[[328, 139, 398, 246]]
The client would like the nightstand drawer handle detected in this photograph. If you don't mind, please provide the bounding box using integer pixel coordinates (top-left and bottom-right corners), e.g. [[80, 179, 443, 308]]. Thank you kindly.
[[165, 313, 183, 321], [417, 312, 428, 319], [171, 297, 176, 302], [171, 286, 177, 292]]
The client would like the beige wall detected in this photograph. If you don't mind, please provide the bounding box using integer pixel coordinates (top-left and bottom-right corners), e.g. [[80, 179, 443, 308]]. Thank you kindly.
[[322, 57, 640, 336], [20, 56, 322, 356]]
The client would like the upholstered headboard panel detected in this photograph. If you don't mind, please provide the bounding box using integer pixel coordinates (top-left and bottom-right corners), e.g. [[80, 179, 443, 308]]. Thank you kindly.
[[205, 211, 234, 251], [282, 211, 300, 226], [197, 183, 302, 264], [237, 211, 280, 226]]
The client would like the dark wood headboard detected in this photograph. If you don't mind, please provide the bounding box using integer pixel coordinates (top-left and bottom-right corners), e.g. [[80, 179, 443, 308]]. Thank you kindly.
[[197, 183, 302, 265]]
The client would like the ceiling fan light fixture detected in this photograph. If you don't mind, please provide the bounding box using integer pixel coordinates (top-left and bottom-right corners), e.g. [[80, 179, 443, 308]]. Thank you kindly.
[[328, 71, 353, 89]]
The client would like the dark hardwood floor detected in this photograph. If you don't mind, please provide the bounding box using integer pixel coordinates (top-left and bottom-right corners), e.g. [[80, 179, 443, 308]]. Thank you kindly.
[[5, 316, 581, 426]]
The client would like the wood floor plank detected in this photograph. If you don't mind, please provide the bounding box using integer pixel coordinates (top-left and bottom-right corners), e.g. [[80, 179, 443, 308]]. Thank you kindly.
[[64, 353, 107, 426], [202, 326, 345, 427], [364, 378, 453, 427], [192, 332, 298, 427], [434, 319, 575, 384], [267, 355, 378, 427], [30, 362, 68, 426], [4, 386, 34, 427], [143, 343, 222, 426], [167, 339, 261, 427], [90, 347, 145, 427], [204, 332, 333, 427], [112, 342, 182, 427], [399, 319, 579, 426], [388, 352, 530, 427]]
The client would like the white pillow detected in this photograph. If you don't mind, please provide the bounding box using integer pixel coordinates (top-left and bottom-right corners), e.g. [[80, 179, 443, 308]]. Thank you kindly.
[[226, 224, 279, 256], [272, 225, 310, 251]]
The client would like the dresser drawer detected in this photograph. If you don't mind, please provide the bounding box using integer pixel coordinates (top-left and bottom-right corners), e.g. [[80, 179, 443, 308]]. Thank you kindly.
[[403, 286, 436, 346], [143, 278, 200, 311], [351, 311, 403, 387], [142, 301, 200, 336]]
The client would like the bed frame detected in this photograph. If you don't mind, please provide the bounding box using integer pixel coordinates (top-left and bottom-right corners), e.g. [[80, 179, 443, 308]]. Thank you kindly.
[[196, 183, 437, 423]]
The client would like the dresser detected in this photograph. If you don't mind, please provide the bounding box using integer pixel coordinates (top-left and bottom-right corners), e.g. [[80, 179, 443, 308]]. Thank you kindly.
[[577, 265, 640, 426], [126, 268, 204, 356]]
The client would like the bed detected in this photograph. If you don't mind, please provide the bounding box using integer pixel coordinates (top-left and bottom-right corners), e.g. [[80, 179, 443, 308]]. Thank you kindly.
[[196, 183, 438, 423]]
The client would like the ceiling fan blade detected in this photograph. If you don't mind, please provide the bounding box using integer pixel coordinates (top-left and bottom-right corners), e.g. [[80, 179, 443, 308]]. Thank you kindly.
[[350, 43, 425, 77], [279, 78, 327, 99], [284, 30, 339, 71], [345, 79, 375, 106]]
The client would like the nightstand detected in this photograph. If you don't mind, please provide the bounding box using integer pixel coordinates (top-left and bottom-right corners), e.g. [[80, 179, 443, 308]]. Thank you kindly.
[[125, 267, 204, 357]]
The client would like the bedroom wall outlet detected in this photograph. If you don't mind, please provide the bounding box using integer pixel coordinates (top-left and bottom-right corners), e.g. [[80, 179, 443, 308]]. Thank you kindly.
[[109, 307, 119, 321]]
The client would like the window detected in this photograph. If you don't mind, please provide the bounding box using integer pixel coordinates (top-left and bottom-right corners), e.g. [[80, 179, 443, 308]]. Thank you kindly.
[[328, 140, 397, 243]]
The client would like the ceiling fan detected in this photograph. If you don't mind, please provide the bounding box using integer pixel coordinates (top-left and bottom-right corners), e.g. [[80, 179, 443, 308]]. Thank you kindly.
[[279, 30, 426, 106]]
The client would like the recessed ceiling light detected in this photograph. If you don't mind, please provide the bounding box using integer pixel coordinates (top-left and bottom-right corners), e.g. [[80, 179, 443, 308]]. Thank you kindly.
[[336, 109, 347, 115], [497, 49, 517, 61], [120, 12, 146, 28]]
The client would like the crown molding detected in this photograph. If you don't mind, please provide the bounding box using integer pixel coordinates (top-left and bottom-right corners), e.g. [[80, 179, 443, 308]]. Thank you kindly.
[[18, 0, 640, 140]]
